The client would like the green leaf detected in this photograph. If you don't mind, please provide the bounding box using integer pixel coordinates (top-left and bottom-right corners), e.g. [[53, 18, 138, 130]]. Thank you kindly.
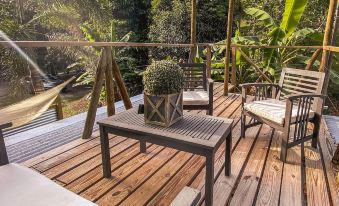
[[244, 8, 276, 30], [280, 0, 308, 38]]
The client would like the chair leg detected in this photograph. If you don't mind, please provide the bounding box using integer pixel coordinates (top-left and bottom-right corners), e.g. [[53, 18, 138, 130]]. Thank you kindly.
[[311, 120, 320, 149], [206, 108, 213, 116], [241, 112, 246, 138], [280, 131, 289, 162]]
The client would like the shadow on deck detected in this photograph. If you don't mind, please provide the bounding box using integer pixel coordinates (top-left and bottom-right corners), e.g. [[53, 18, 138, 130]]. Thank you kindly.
[[22, 83, 338, 206]]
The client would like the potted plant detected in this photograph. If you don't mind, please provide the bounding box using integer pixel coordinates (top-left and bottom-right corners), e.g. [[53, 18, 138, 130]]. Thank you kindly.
[[143, 60, 184, 127]]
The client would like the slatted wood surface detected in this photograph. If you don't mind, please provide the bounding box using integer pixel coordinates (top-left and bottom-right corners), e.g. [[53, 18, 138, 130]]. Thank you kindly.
[[22, 82, 337, 206]]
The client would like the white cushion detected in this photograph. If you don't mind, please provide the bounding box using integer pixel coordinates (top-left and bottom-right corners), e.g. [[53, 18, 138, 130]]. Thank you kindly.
[[244, 99, 315, 125], [0, 163, 97, 206], [183, 91, 209, 105]]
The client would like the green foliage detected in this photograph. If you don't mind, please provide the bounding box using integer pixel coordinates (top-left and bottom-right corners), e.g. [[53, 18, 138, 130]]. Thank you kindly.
[[280, 0, 308, 38], [149, 0, 190, 59], [197, 0, 227, 43], [143, 60, 184, 95]]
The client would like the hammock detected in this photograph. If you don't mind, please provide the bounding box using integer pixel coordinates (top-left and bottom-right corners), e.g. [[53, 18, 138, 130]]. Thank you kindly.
[[0, 77, 75, 129]]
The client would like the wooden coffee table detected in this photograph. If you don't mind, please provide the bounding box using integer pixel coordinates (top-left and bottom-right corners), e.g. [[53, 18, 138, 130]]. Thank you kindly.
[[97, 108, 233, 206]]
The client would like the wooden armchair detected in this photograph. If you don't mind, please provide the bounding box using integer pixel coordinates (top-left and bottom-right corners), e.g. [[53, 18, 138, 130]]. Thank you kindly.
[[179, 63, 214, 115], [241, 68, 326, 162]]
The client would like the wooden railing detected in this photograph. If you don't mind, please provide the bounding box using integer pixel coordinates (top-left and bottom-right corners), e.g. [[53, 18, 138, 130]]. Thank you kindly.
[[1, 40, 338, 138]]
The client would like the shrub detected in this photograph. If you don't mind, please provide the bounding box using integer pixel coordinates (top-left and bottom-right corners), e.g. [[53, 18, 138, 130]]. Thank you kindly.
[[143, 60, 184, 95]]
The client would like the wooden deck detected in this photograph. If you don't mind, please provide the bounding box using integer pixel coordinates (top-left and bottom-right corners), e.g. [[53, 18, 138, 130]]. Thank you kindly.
[[22, 83, 339, 206]]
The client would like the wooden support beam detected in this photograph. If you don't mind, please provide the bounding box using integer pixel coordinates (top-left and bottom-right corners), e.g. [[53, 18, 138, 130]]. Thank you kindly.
[[305, 49, 322, 70], [82, 50, 106, 139], [112, 57, 132, 110], [224, 0, 236, 95], [238, 48, 273, 84], [206, 45, 212, 78], [105, 47, 115, 117], [324, 2, 339, 94], [231, 46, 237, 87], [189, 0, 197, 63], [320, 0, 337, 72], [55, 95, 64, 120]]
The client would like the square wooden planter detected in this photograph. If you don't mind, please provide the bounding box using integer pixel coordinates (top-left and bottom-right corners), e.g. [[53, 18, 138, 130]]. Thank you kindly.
[[144, 91, 183, 127]]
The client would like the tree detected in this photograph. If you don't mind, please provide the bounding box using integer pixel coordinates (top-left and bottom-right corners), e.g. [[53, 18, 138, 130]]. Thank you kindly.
[[149, 0, 191, 59]]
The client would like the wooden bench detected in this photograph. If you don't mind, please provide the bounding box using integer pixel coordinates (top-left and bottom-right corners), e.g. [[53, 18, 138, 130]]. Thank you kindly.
[[0, 122, 97, 206]]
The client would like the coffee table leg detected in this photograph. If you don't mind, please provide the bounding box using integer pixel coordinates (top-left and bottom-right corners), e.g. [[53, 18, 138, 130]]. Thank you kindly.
[[140, 140, 147, 153], [225, 130, 232, 176], [100, 126, 111, 178], [205, 153, 214, 206]]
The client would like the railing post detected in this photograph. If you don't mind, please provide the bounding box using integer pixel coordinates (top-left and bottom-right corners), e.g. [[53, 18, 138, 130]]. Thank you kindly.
[[206, 45, 212, 78], [82, 49, 106, 139], [55, 95, 64, 120], [231, 46, 237, 87], [105, 47, 115, 116]]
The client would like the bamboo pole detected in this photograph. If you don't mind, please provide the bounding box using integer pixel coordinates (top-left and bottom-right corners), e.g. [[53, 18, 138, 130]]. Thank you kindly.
[[238, 48, 273, 84], [324, 3, 339, 95], [105, 47, 115, 116], [305, 49, 322, 70], [206, 45, 212, 78], [0, 41, 326, 49], [231, 46, 237, 87], [82, 50, 106, 139], [189, 0, 197, 63], [112, 57, 132, 110], [319, 0, 337, 74], [224, 0, 236, 95]]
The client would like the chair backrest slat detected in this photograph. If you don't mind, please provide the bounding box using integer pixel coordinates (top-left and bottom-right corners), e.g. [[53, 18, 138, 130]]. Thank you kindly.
[[277, 68, 325, 110], [179, 63, 207, 91]]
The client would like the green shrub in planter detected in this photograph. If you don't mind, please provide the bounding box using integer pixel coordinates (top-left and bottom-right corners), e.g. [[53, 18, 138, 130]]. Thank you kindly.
[[143, 60, 184, 95], [143, 60, 184, 127]]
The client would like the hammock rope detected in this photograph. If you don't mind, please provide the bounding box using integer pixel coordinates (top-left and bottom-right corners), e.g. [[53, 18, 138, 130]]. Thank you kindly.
[[0, 77, 75, 129]]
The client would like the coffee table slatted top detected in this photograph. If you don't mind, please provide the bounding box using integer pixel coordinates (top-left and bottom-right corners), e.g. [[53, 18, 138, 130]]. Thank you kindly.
[[98, 108, 233, 150]]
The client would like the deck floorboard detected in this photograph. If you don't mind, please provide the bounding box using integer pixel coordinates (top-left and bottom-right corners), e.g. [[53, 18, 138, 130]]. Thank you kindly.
[[22, 83, 336, 206]]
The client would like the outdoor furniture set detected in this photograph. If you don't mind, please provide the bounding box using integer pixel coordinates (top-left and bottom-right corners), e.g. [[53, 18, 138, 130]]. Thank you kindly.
[[0, 62, 326, 206]]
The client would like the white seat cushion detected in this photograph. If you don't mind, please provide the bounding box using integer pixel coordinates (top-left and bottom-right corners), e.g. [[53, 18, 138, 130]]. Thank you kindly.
[[183, 91, 209, 105], [244, 99, 315, 125], [0, 163, 97, 206]]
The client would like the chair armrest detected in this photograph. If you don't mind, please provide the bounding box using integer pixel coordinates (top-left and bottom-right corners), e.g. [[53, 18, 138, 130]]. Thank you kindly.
[[241, 83, 280, 102], [285, 94, 327, 101], [284, 94, 327, 125], [206, 78, 214, 103]]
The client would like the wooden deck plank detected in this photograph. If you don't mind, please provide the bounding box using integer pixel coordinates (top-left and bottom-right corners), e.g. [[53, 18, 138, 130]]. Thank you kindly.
[[81, 147, 177, 202], [280, 144, 303, 206], [119, 153, 194, 206], [96, 150, 189, 205], [255, 131, 284, 206], [206, 125, 262, 206], [32, 132, 105, 172], [147, 155, 205, 206], [42, 136, 129, 179], [57, 140, 140, 184], [304, 141, 331, 206], [318, 122, 339, 206], [66, 144, 158, 194], [229, 125, 272, 205], [19, 83, 338, 206], [22, 132, 98, 168]]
